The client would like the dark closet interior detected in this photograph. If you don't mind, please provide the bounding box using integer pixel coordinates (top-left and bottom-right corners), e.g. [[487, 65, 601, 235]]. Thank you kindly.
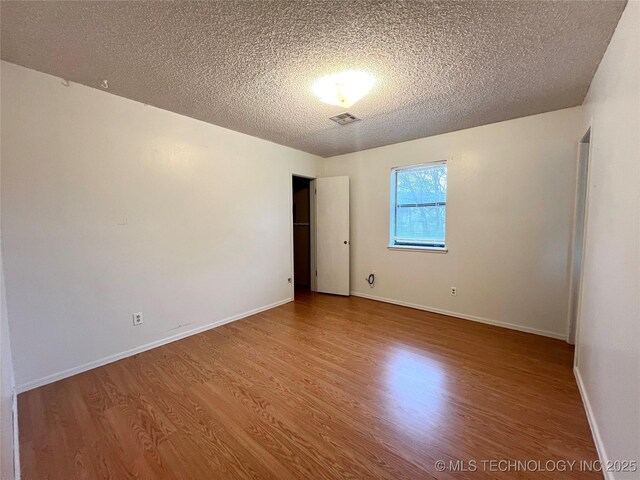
[[292, 176, 311, 290]]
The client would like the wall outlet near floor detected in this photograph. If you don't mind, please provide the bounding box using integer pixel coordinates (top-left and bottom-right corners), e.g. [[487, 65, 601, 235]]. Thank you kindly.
[[450, 287, 457, 296], [133, 312, 144, 326]]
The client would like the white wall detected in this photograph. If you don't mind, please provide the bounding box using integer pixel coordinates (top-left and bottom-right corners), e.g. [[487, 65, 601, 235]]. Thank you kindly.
[[0, 61, 323, 390], [325, 107, 585, 338], [574, 2, 640, 478]]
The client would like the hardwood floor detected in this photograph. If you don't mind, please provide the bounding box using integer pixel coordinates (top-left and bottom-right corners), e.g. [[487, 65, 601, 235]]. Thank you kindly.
[[19, 291, 598, 479]]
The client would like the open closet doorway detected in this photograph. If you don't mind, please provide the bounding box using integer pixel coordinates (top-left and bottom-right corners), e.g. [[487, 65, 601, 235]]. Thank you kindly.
[[569, 128, 591, 350], [292, 175, 316, 297]]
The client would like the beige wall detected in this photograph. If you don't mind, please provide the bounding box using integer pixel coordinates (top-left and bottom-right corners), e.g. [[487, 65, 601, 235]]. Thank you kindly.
[[325, 107, 585, 338], [575, 2, 640, 478], [0, 61, 323, 390]]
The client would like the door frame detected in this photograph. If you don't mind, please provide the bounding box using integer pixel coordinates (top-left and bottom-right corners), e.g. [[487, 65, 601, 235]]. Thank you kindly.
[[567, 127, 593, 362], [289, 172, 317, 300]]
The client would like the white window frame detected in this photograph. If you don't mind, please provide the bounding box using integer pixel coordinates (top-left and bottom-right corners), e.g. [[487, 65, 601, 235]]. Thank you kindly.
[[389, 160, 448, 253]]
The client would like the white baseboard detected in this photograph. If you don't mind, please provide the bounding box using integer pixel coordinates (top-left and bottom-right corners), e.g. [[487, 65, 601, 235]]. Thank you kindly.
[[574, 366, 612, 480], [15, 297, 293, 393], [12, 388, 19, 480], [351, 291, 566, 340]]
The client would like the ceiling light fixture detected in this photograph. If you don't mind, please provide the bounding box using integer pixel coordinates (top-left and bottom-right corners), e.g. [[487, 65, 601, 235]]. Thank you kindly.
[[311, 70, 376, 108]]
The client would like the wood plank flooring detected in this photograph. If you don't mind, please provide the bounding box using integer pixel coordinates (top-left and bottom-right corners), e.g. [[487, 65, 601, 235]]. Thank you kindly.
[[18, 291, 599, 479]]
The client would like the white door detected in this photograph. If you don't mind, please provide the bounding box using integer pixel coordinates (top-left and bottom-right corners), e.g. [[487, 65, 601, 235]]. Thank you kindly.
[[316, 176, 350, 295]]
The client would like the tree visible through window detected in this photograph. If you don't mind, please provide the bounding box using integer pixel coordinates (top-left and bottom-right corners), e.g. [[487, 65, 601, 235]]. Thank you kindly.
[[390, 161, 447, 248]]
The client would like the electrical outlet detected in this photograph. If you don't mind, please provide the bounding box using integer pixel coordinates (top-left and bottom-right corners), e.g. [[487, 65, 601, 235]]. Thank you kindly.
[[133, 312, 144, 326], [450, 287, 457, 296]]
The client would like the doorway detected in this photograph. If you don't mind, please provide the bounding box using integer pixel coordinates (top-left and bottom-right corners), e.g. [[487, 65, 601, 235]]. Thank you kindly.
[[290, 174, 350, 299], [292, 176, 314, 296], [568, 128, 591, 347]]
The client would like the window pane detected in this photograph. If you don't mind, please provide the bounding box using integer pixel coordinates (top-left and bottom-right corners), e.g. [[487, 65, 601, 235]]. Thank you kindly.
[[395, 205, 446, 243], [391, 162, 447, 247], [396, 165, 446, 205]]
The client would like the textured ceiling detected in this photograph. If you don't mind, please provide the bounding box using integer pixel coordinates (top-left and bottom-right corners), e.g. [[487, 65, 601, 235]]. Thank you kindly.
[[0, 1, 627, 157]]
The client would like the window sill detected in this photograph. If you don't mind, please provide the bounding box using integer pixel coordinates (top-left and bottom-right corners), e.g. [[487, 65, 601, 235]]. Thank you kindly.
[[388, 245, 448, 253]]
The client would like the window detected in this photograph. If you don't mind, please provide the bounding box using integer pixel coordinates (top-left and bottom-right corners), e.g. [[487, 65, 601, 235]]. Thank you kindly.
[[390, 161, 447, 250]]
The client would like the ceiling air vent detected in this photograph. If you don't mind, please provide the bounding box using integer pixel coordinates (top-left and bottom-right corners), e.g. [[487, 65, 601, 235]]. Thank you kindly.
[[329, 112, 361, 125]]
